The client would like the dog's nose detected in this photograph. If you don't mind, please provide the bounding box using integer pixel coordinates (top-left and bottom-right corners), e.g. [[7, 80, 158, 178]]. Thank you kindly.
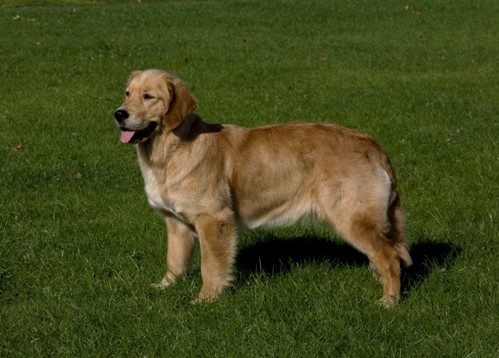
[[114, 109, 129, 123]]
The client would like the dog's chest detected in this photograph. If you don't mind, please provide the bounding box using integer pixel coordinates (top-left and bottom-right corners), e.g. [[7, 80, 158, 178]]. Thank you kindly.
[[146, 184, 170, 212], [140, 165, 184, 220]]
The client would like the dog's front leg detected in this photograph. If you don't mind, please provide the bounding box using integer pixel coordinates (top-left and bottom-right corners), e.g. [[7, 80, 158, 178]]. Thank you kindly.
[[194, 208, 237, 302], [153, 216, 196, 289]]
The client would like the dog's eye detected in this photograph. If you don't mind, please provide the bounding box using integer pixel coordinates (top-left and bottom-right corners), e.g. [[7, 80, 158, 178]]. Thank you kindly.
[[143, 93, 154, 100], [125, 91, 130, 97]]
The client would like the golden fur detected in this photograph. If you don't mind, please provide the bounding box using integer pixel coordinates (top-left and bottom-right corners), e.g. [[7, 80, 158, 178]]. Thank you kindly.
[[114, 69, 412, 307]]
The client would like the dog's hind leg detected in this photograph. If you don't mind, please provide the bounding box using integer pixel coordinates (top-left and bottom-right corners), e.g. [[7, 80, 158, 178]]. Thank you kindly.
[[193, 208, 238, 302], [153, 216, 196, 289], [329, 208, 405, 307], [319, 178, 410, 307]]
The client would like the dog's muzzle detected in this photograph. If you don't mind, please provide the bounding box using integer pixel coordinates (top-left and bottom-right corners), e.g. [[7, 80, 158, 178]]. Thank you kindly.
[[114, 109, 158, 144]]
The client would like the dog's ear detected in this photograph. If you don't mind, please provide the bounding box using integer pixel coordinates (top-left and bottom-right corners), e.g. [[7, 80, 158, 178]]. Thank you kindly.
[[164, 76, 197, 130]]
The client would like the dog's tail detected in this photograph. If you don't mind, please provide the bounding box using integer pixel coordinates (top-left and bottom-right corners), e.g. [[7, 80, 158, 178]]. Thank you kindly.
[[387, 193, 412, 268]]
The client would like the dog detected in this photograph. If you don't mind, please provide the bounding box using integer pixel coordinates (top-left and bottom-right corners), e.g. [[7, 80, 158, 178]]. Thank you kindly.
[[114, 69, 412, 307]]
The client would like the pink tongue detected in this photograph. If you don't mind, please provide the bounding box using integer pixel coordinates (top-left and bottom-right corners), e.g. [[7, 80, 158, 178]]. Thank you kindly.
[[120, 131, 136, 143]]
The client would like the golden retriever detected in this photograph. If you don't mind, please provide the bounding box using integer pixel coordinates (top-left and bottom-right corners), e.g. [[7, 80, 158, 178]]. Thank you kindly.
[[114, 69, 412, 307]]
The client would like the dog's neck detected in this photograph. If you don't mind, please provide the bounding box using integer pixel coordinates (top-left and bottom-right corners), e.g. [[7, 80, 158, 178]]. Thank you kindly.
[[137, 113, 222, 167], [173, 113, 224, 141], [138, 113, 197, 151], [172, 113, 200, 140]]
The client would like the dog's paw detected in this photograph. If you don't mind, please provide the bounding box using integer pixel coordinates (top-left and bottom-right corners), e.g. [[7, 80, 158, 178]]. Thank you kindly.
[[375, 295, 399, 308], [151, 282, 168, 289], [190, 297, 204, 305], [151, 276, 175, 289], [190, 295, 216, 305]]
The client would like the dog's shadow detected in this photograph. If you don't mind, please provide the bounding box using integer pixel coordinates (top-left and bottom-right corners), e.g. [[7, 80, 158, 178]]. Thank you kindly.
[[236, 233, 460, 295]]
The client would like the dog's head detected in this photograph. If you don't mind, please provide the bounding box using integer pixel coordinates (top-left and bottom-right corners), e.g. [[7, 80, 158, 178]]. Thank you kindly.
[[114, 69, 197, 144]]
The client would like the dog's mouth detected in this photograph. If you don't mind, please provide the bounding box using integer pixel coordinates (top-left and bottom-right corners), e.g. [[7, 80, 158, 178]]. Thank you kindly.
[[120, 122, 158, 144]]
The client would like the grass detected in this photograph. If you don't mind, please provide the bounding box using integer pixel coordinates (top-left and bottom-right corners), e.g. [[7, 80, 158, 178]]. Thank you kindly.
[[1, 0, 498, 356]]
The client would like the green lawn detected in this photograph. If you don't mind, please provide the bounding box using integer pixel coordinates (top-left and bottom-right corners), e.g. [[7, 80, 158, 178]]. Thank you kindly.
[[1, 0, 498, 356]]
